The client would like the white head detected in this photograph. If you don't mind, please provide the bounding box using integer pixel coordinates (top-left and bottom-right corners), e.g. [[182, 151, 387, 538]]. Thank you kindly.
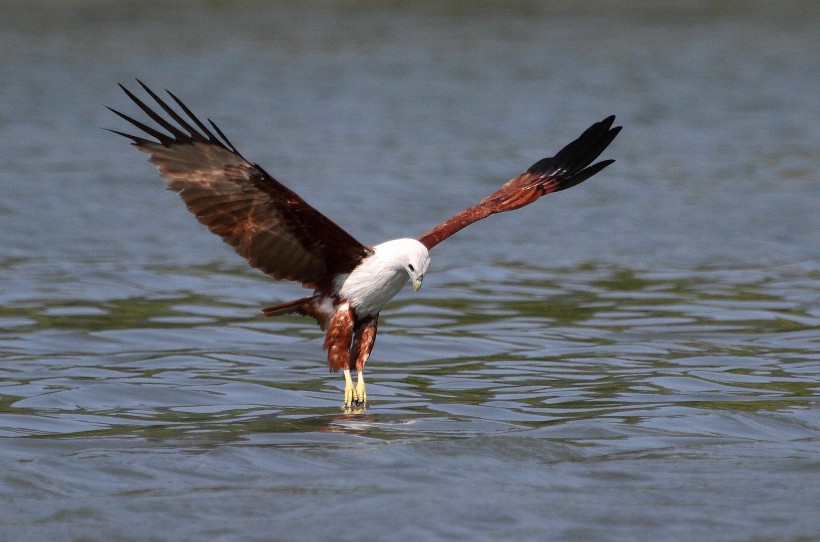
[[372, 238, 430, 292], [337, 238, 431, 316]]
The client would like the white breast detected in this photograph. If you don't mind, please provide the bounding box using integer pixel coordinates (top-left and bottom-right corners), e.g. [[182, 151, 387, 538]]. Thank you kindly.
[[335, 238, 429, 317], [336, 255, 410, 316]]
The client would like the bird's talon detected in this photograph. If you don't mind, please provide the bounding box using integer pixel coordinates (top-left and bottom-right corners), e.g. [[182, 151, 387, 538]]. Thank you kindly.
[[355, 387, 366, 406]]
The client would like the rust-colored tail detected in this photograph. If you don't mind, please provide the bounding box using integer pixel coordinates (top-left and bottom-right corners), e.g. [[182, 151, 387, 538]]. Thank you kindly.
[[261, 295, 317, 316], [262, 294, 333, 330]]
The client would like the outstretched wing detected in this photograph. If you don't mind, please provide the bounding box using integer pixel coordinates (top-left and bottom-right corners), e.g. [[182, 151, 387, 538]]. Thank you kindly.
[[109, 81, 372, 291], [417, 116, 621, 250]]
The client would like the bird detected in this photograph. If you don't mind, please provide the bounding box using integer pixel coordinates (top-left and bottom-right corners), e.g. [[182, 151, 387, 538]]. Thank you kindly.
[[108, 81, 621, 410]]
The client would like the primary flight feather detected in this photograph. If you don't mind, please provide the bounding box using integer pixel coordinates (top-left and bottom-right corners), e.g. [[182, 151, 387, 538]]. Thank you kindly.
[[109, 81, 621, 409]]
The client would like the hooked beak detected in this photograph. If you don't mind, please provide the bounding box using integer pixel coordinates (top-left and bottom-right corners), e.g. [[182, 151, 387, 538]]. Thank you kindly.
[[411, 276, 423, 292]]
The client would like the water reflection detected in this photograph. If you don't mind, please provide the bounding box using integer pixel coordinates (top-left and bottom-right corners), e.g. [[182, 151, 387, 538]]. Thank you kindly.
[[2, 262, 817, 443]]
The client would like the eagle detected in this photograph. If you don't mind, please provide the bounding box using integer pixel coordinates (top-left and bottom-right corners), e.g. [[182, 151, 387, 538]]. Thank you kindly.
[[109, 81, 621, 409]]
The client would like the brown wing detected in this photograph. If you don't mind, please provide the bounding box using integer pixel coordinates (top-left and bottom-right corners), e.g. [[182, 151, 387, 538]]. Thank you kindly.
[[418, 116, 621, 250], [109, 81, 372, 291]]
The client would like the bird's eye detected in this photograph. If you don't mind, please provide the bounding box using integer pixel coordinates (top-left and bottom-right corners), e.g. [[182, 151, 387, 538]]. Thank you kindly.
[[408, 264, 415, 272]]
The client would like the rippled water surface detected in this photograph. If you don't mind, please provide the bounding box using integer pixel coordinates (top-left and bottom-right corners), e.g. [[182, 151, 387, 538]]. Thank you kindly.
[[2, 2, 819, 541]]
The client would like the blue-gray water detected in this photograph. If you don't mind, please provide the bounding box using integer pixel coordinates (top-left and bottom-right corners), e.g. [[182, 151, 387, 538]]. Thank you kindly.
[[2, 2, 819, 541]]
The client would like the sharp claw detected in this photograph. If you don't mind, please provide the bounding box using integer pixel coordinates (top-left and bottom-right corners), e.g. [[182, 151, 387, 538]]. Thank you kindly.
[[343, 368, 355, 409], [354, 371, 366, 406], [355, 384, 366, 406], [342, 369, 367, 410]]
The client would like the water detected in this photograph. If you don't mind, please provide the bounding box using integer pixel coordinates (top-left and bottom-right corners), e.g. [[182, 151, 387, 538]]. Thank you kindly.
[[2, 2, 819, 540]]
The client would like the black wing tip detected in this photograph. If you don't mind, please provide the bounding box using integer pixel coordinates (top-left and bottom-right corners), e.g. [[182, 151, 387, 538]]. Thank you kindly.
[[109, 80, 243, 157], [104, 127, 147, 145], [527, 115, 621, 178], [595, 115, 619, 133], [207, 117, 241, 155], [105, 104, 174, 144]]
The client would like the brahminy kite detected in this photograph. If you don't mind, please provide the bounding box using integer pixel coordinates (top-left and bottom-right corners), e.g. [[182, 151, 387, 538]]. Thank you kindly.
[[109, 81, 621, 409]]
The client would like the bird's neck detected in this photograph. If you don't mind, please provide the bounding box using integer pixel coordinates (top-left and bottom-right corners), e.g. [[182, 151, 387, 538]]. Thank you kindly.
[[336, 253, 409, 316]]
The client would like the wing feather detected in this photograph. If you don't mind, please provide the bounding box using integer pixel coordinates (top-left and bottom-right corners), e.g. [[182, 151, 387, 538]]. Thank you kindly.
[[110, 81, 371, 290], [418, 116, 621, 250]]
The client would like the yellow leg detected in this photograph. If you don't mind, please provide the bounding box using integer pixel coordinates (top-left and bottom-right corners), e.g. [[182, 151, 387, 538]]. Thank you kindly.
[[355, 371, 366, 405], [342, 369, 367, 410], [343, 369, 356, 408]]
